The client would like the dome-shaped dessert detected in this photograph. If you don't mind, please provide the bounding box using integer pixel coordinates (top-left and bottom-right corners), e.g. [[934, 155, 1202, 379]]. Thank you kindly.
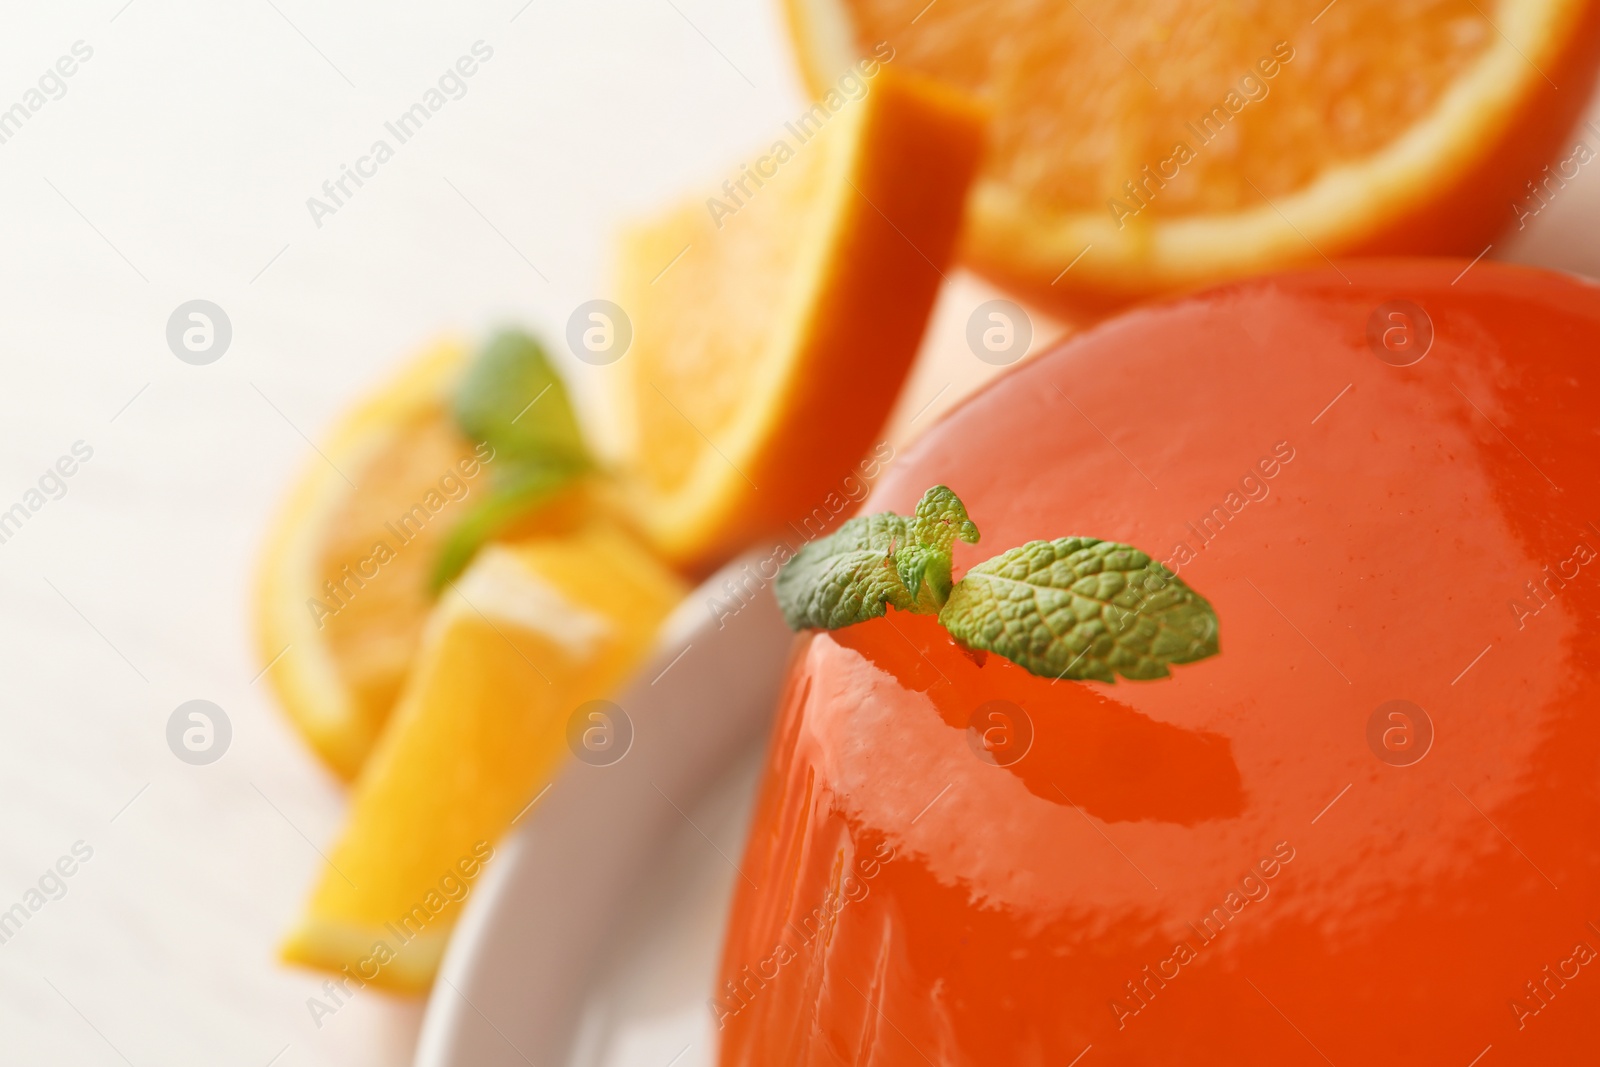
[[715, 262, 1600, 1065]]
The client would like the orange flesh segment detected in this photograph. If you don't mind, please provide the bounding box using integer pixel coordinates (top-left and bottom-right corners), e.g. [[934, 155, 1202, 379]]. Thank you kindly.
[[316, 408, 481, 737], [841, 0, 1494, 216]]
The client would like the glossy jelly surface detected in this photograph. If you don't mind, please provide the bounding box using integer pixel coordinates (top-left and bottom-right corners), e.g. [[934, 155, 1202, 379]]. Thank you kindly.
[[715, 262, 1600, 1065]]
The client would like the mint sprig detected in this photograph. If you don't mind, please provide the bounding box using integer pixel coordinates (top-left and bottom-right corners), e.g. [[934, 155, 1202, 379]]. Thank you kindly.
[[431, 330, 590, 591], [774, 485, 979, 630], [775, 485, 1219, 683]]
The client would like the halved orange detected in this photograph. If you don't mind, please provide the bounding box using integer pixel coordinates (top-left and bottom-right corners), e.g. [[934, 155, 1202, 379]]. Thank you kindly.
[[614, 64, 984, 572], [785, 0, 1600, 310]]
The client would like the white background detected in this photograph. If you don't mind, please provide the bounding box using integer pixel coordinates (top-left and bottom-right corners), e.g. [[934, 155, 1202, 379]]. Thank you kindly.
[[1, 2, 1597, 1065]]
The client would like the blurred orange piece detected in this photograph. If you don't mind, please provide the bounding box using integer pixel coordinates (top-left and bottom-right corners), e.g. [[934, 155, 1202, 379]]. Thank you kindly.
[[255, 343, 598, 780], [786, 0, 1600, 310], [281, 522, 685, 992], [256, 342, 472, 781], [614, 65, 984, 573]]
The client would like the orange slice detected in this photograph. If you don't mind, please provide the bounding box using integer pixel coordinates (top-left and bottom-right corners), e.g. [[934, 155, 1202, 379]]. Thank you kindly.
[[614, 64, 984, 572], [255, 342, 474, 780], [785, 0, 1600, 309], [280, 521, 685, 992]]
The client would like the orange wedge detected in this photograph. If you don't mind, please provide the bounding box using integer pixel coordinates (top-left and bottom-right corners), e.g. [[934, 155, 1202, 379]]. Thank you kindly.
[[785, 0, 1600, 310], [614, 64, 984, 572], [281, 522, 685, 991]]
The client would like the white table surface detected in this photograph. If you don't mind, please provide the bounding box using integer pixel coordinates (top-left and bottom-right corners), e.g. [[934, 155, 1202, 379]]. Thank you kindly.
[[2, 2, 1598, 1065]]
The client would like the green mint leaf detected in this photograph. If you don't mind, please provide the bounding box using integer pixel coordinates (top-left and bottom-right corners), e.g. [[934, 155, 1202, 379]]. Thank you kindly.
[[938, 538, 1219, 682], [775, 485, 979, 630], [454, 329, 589, 467], [428, 460, 581, 592], [434, 330, 592, 590]]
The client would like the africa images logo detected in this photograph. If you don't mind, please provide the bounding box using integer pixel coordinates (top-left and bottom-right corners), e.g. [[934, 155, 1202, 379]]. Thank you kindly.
[[304, 442, 495, 629], [703, 41, 895, 229], [305, 841, 494, 1028], [304, 41, 495, 228], [0, 40, 94, 149]]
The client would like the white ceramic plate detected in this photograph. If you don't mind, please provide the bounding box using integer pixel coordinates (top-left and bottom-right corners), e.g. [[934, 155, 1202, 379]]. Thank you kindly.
[[414, 553, 794, 1067]]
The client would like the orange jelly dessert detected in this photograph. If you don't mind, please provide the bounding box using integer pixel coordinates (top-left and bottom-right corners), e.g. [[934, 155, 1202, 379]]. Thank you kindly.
[[715, 261, 1600, 1065]]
